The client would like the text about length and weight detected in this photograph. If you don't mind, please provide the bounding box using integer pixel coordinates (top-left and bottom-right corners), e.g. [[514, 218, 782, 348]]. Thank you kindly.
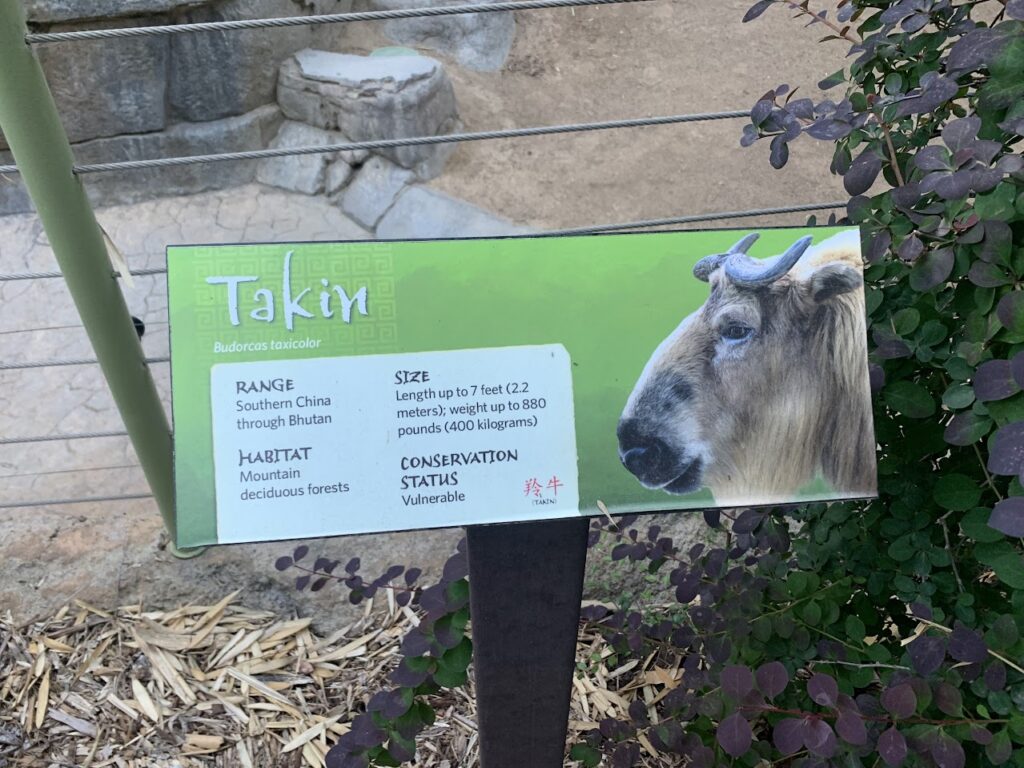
[[394, 370, 549, 439]]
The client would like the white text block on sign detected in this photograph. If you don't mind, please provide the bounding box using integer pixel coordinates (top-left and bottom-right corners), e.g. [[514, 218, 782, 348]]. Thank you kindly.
[[209, 344, 580, 542]]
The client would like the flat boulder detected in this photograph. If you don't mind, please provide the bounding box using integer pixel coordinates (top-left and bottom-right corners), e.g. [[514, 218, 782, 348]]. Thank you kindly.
[[376, 186, 530, 239], [256, 121, 347, 195], [339, 156, 415, 229], [278, 49, 459, 180]]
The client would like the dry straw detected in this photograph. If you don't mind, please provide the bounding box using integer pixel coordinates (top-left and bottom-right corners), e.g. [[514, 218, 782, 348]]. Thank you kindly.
[[1, 593, 684, 766]]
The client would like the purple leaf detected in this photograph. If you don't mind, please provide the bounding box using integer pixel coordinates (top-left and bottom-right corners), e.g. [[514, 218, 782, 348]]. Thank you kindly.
[[944, 412, 991, 447], [293, 545, 309, 562], [908, 635, 946, 676], [880, 683, 917, 718], [968, 261, 1011, 288], [1012, 353, 1024, 389], [275, 556, 293, 572], [934, 681, 963, 716], [949, 623, 987, 663], [942, 117, 981, 151], [897, 235, 925, 262], [892, 182, 923, 208], [931, 731, 966, 768], [716, 712, 752, 758], [807, 673, 838, 707], [835, 708, 867, 745], [345, 557, 361, 574], [721, 665, 755, 699], [997, 292, 1024, 334], [975, 360, 1021, 401], [845, 151, 882, 195], [870, 364, 885, 393], [989, 498, 1024, 537], [970, 725, 994, 745], [743, 0, 774, 22], [984, 660, 1007, 691], [806, 118, 853, 140], [915, 145, 952, 171], [989, 421, 1024, 476], [933, 171, 974, 200], [756, 661, 789, 700], [773, 718, 804, 755], [908, 247, 954, 292], [751, 99, 774, 126], [295, 574, 310, 591], [1008, 0, 1024, 19], [770, 134, 790, 169], [948, 27, 1013, 74], [878, 727, 908, 767], [866, 230, 892, 264], [804, 719, 837, 758]]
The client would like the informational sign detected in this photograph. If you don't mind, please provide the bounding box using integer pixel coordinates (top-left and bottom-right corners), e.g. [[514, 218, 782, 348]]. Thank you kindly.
[[168, 227, 877, 548]]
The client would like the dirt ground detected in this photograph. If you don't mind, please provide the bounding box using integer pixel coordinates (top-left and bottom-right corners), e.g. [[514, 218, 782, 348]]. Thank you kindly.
[[330, 0, 849, 228], [0, 0, 848, 628]]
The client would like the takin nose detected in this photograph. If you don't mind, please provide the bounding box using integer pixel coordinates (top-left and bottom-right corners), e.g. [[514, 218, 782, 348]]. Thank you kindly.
[[617, 418, 675, 485]]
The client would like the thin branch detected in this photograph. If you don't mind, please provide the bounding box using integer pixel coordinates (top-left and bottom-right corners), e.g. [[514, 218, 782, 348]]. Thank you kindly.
[[880, 121, 906, 187]]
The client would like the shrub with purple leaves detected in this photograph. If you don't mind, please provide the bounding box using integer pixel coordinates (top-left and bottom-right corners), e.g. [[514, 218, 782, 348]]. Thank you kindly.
[[276, 541, 470, 767]]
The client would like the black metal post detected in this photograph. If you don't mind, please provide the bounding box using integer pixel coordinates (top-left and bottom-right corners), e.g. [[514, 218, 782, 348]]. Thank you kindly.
[[466, 517, 590, 768]]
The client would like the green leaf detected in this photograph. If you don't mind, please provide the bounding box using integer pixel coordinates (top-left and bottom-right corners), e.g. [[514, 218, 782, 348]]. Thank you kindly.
[[962, 507, 1006, 543], [893, 308, 922, 335], [433, 636, 472, 688], [937, 382, 970, 409], [845, 615, 867, 642], [570, 744, 602, 767], [787, 571, 810, 598], [934, 473, 983, 511], [976, 541, 1024, 589], [976, 183, 1019, 222], [800, 600, 822, 626], [885, 381, 937, 418]]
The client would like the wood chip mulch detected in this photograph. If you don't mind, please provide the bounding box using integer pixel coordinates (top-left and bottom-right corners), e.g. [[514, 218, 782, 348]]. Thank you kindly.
[[0, 594, 683, 767]]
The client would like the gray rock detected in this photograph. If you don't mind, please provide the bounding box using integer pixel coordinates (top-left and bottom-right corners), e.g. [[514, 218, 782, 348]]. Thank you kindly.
[[34, 18, 169, 144], [376, 186, 529, 239], [325, 158, 354, 195], [25, 0, 206, 22], [256, 121, 345, 195], [169, 0, 313, 122], [376, 0, 515, 72], [73, 105, 282, 208], [339, 156, 414, 229], [278, 49, 459, 179], [0, 154, 33, 216]]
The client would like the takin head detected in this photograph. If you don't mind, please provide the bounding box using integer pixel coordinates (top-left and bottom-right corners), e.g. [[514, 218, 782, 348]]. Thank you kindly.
[[616, 230, 874, 503]]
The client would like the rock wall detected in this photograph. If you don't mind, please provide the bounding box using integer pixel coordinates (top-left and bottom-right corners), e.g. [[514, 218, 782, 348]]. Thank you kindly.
[[1, 0, 340, 215], [1, 0, 516, 216]]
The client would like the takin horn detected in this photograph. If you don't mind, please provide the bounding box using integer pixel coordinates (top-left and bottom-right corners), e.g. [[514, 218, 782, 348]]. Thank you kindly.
[[692, 233, 760, 282], [723, 235, 813, 288]]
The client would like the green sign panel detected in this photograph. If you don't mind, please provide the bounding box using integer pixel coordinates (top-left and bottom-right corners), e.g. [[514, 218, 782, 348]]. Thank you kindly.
[[168, 227, 877, 549]]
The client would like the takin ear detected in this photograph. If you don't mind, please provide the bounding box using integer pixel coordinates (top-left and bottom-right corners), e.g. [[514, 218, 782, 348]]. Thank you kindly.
[[807, 262, 863, 303]]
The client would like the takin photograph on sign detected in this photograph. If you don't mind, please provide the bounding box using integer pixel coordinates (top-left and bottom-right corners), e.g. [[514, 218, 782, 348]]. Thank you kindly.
[[167, 226, 877, 547], [617, 229, 876, 506]]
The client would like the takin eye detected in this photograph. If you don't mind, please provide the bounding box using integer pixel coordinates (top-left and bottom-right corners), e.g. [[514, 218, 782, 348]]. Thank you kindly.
[[720, 323, 754, 344]]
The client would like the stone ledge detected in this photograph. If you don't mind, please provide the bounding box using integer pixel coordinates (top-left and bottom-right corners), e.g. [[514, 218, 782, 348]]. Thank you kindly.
[[0, 106, 282, 216]]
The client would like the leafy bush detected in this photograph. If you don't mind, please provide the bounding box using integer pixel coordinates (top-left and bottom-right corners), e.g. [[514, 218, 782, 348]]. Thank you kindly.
[[280, 1, 1024, 765]]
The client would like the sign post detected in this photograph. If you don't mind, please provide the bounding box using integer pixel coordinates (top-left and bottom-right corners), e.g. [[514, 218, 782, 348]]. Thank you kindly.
[[467, 518, 589, 767]]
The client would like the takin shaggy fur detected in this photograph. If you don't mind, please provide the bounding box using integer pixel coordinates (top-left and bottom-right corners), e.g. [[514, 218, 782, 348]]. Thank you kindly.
[[617, 230, 876, 505]]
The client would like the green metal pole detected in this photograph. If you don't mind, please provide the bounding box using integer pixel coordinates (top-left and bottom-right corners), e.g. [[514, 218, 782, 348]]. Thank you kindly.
[[0, 0, 199, 556]]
